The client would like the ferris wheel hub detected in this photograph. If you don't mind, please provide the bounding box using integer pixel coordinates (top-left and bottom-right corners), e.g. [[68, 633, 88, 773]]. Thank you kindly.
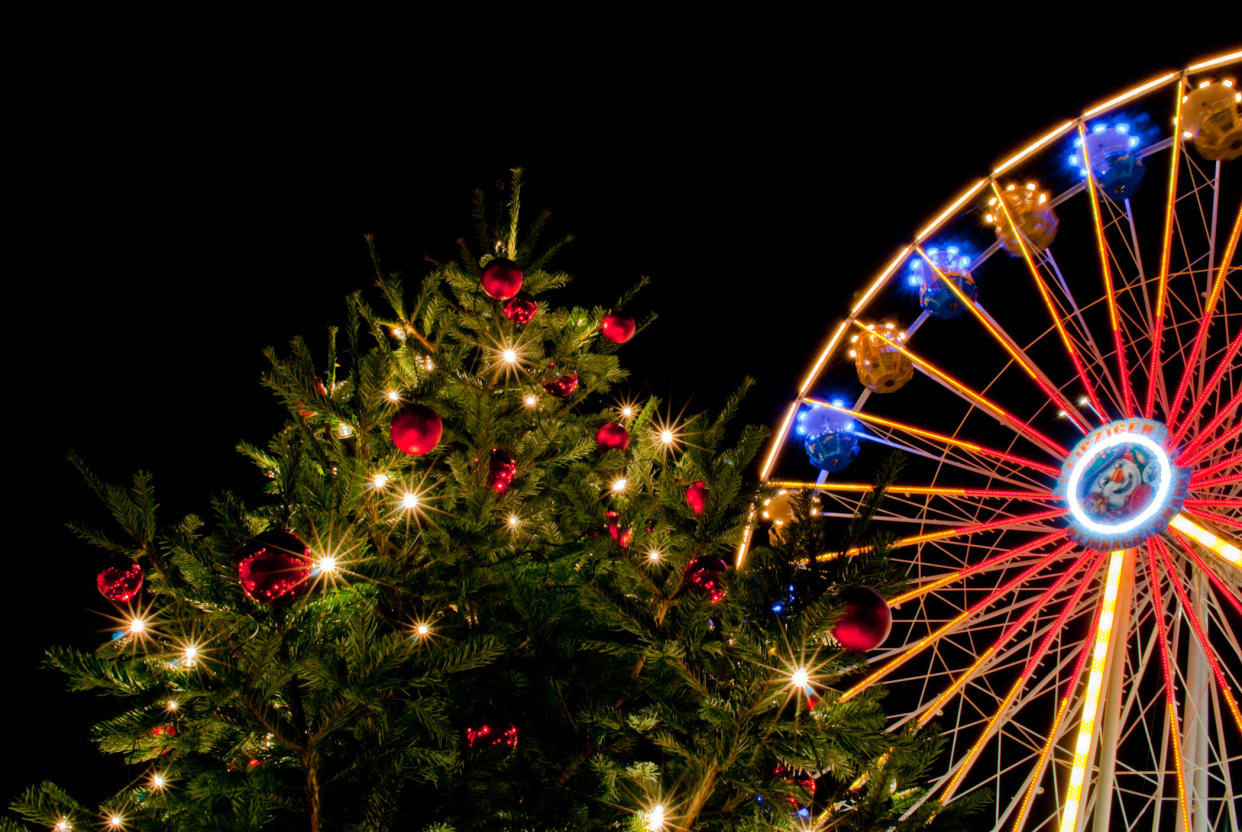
[[1057, 418, 1190, 551]]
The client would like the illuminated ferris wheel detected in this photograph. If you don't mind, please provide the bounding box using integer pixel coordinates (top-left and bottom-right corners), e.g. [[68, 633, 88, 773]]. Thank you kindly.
[[750, 50, 1242, 831]]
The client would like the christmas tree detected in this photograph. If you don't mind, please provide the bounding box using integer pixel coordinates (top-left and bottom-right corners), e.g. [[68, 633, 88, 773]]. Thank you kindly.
[[10, 172, 983, 832]]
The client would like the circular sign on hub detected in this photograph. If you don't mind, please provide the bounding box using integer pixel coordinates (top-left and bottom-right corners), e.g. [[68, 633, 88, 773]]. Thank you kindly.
[[1056, 419, 1189, 551]]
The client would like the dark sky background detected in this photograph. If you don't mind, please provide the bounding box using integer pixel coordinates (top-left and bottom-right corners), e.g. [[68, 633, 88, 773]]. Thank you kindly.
[[8, 29, 1236, 813]]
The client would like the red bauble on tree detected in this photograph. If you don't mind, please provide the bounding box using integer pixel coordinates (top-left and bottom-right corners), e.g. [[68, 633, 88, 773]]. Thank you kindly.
[[390, 404, 442, 455], [96, 562, 143, 603], [238, 532, 312, 604], [600, 312, 636, 344], [596, 422, 630, 452], [541, 366, 578, 398], [502, 293, 537, 324], [480, 258, 523, 300], [684, 556, 728, 603], [832, 586, 892, 652], [685, 481, 708, 515], [487, 448, 517, 493]]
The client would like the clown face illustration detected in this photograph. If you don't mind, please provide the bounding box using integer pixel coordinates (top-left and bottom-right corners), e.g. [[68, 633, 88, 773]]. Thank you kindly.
[[1081, 446, 1156, 521]]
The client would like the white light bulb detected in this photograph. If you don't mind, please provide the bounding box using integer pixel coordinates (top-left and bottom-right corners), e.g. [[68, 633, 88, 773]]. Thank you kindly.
[[790, 667, 810, 688], [508, 514, 520, 527], [612, 478, 627, 493], [372, 473, 389, 489], [524, 394, 538, 407], [502, 348, 517, 364], [660, 430, 674, 445], [401, 492, 419, 510], [316, 556, 338, 575], [415, 623, 431, 637], [387, 390, 400, 402]]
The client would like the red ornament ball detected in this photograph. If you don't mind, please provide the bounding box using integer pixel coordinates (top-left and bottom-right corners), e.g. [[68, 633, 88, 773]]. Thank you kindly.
[[390, 404, 442, 455], [487, 448, 517, 493], [685, 481, 708, 515], [596, 422, 630, 452], [480, 258, 524, 300], [684, 556, 728, 603], [832, 586, 892, 652], [600, 312, 636, 344], [502, 293, 538, 324], [238, 532, 312, 605], [542, 368, 578, 398], [96, 562, 143, 603]]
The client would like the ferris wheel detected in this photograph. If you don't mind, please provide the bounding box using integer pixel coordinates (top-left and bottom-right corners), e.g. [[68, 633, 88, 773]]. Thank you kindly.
[[750, 50, 1242, 831]]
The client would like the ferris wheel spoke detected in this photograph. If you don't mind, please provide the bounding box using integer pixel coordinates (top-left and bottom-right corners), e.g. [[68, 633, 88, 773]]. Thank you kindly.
[[1039, 247, 1118, 390], [1142, 78, 1189, 420], [1079, 123, 1139, 419], [913, 244, 1093, 432], [1168, 529, 1242, 617], [887, 531, 1068, 607], [1192, 452, 1242, 485], [1164, 195, 1241, 428], [1057, 550, 1130, 832], [842, 325, 1070, 458], [1180, 420, 1242, 469], [918, 546, 1099, 733], [936, 551, 1106, 821], [1192, 470, 1242, 490], [1173, 386, 1242, 465], [838, 543, 1075, 702], [1143, 542, 1194, 831], [1154, 537, 1242, 739], [1181, 506, 1242, 534], [1170, 325, 1242, 451], [826, 507, 1069, 560], [766, 480, 1058, 502], [803, 398, 1063, 478], [1185, 497, 1242, 510], [989, 180, 1111, 427]]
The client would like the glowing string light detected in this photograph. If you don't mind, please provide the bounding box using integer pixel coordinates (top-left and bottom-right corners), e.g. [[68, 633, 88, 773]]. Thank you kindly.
[[1170, 514, 1241, 564], [1057, 549, 1126, 832]]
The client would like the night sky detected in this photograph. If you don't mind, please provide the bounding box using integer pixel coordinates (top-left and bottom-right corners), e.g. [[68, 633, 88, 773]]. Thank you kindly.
[[9, 30, 1236, 813]]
